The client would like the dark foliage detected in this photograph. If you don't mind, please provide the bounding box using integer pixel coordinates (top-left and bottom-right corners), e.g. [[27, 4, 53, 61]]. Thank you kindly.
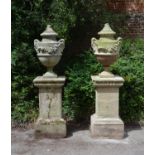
[[12, 0, 143, 123]]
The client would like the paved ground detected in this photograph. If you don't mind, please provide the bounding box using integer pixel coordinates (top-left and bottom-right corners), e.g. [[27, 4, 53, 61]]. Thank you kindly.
[[12, 125, 144, 155]]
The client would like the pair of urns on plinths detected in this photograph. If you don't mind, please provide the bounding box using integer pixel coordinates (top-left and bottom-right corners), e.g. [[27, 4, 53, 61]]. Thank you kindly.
[[33, 23, 124, 139]]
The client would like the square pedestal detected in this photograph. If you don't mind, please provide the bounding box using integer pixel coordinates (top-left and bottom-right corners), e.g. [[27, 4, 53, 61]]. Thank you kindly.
[[35, 118, 66, 138], [90, 114, 124, 139], [33, 76, 66, 138], [91, 75, 124, 139]]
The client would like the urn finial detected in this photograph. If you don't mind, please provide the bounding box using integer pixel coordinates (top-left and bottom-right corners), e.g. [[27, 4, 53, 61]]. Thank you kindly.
[[41, 25, 58, 37], [98, 23, 116, 38]]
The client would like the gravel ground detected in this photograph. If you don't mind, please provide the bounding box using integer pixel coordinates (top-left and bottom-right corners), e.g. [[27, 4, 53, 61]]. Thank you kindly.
[[11, 125, 144, 155]]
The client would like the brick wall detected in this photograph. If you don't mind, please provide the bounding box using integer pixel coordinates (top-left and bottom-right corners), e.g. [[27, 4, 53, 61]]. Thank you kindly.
[[106, 0, 144, 38]]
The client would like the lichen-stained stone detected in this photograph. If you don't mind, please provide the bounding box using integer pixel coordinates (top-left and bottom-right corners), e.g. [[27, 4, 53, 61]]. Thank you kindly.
[[91, 114, 124, 139], [34, 25, 65, 78], [35, 118, 66, 138], [90, 23, 125, 139], [90, 75, 124, 139], [33, 76, 66, 138]]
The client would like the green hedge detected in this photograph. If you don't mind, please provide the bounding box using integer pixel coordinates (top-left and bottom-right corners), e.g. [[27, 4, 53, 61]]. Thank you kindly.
[[63, 51, 103, 121], [111, 39, 144, 123]]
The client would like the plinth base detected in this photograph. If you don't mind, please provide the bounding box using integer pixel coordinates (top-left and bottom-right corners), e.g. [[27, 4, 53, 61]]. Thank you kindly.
[[33, 76, 66, 138], [90, 114, 124, 139], [35, 118, 66, 138]]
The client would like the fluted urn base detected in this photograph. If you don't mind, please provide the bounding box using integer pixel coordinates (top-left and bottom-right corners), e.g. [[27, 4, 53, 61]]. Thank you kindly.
[[95, 54, 118, 78], [99, 71, 115, 78], [37, 55, 61, 78], [43, 68, 58, 78]]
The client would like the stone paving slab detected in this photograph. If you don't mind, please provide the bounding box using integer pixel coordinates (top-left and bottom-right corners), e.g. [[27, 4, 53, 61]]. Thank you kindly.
[[11, 126, 144, 155]]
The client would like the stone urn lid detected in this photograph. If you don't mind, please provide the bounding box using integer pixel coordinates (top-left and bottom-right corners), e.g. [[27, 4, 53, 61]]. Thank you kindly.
[[40, 25, 58, 42], [98, 23, 116, 38], [41, 25, 58, 37]]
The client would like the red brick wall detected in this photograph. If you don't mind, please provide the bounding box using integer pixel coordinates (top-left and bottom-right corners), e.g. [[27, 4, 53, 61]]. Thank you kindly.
[[106, 0, 144, 38], [106, 0, 144, 13]]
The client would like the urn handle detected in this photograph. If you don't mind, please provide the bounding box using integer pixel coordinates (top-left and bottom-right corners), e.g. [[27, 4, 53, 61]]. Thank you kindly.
[[34, 39, 40, 54], [111, 37, 122, 54], [91, 38, 98, 53]]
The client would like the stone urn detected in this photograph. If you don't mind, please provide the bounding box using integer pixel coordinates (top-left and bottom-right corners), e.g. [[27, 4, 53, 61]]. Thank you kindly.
[[91, 23, 122, 77], [90, 23, 124, 139], [34, 25, 65, 77]]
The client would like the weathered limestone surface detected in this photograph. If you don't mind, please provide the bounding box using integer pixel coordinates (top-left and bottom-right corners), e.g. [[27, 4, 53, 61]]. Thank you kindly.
[[33, 76, 66, 138], [33, 25, 66, 138], [34, 25, 65, 78], [90, 23, 125, 139], [90, 75, 124, 139]]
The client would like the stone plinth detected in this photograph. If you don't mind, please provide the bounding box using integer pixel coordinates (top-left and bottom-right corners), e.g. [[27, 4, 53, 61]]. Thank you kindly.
[[33, 76, 66, 138], [90, 75, 124, 139]]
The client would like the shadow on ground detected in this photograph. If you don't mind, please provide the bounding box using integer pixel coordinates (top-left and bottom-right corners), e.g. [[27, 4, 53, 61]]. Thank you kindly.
[[11, 122, 144, 155]]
